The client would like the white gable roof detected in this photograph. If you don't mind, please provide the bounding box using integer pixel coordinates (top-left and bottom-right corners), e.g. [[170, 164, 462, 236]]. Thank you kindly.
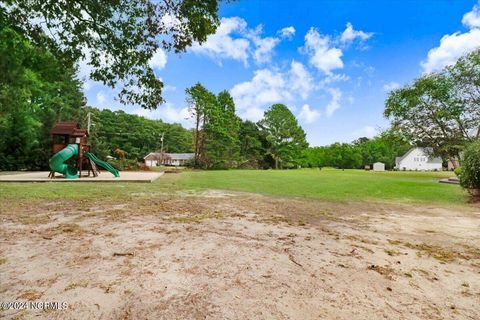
[[395, 147, 442, 170]]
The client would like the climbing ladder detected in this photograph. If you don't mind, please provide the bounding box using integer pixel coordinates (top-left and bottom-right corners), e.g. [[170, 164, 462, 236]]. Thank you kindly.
[[88, 158, 100, 177]]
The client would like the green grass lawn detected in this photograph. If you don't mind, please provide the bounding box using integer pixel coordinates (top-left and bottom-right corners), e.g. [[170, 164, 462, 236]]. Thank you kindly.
[[0, 169, 466, 206], [175, 169, 465, 205]]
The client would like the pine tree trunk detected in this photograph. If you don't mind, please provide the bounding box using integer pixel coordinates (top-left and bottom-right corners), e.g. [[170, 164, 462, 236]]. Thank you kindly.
[[194, 111, 200, 166]]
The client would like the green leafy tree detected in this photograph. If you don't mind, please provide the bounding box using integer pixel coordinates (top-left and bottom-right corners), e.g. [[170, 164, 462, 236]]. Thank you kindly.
[[447, 49, 480, 139], [186, 83, 216, 166], [458, 141, 480, 192], [186, 84, 240, 168], [2, 0, 222, 110], [385, 50, 480, 166], [0, 22, 84, 170], [239, 120, 266, 168], [203, 90, 240, 168], [258, 104, 308, 169]]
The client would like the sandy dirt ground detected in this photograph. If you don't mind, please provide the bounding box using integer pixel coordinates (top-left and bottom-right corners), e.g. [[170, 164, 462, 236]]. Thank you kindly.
[[1, 191, 479, 319]]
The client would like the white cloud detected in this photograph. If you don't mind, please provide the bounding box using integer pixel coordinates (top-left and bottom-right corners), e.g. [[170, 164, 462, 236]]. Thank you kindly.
[[325, 88, 342, 117], [278, 26, 296, 39], [190, 17, 250, 65], [149, 48, 167, 70], [230, 68, 290, 121], [363, 126, 377, 138], [243, 106, 265, 122], [134, 103, 192, 128], [248, 26, 281, 64], [303, 28, 344, 74], [383, 81, 400, 92], [230, 61, 318, 121], [421, 29, 480, 73], [320, 73, 350, 86], [289, 60, 314, 99], [422, 3, 480, 73], [96, 91, 106, 106], [298, 104, 320, 124], [462, 2, 480, 28], [340, 22, 373, 43], [160, 14, 181, 29], [356, 125, 377, 138], [190, 17, 293, 65]]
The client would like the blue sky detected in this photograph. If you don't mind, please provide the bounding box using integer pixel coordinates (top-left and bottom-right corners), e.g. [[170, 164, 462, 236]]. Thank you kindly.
[[82, 0, 480, 146]]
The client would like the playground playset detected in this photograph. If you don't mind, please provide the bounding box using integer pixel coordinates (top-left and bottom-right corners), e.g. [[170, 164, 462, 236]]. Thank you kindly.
[[48, 121, 119, 179]]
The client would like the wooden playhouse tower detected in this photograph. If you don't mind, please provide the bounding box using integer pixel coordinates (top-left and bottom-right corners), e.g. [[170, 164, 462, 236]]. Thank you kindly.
[[49, 121, 99, 178]]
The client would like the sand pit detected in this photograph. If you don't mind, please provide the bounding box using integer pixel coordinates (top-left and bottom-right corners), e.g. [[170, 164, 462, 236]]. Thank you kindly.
[[0, 193, 479, 319]]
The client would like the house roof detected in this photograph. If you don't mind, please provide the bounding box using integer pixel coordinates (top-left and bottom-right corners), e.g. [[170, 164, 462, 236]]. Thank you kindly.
[[395, 148, 416, 164], [143, 152, 194, 160], [168, 153, 195, 160], [395, 147, 442, 164]]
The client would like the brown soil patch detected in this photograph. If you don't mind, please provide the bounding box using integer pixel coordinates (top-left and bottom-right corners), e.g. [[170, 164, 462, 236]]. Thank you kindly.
[[0, 192, 479, 319]]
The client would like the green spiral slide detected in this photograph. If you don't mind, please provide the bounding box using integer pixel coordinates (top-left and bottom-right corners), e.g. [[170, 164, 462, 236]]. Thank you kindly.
[[85, 152, 120, 177], [49, 144, 120, 179], [49, 144, 79, 179]]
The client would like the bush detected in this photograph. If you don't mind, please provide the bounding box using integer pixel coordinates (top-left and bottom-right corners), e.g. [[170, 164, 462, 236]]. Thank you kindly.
[[107, 159, 140, 171], [454, 167, 462, 177], [459, 141, 480, 190]]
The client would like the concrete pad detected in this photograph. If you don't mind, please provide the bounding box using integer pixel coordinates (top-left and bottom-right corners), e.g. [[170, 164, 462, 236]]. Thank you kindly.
[[0, 171, 164, 183]]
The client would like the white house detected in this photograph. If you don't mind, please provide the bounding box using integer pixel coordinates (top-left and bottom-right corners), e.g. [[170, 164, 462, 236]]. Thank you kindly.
[[373, 162, 385, 172], [395, 148, 443, 171], [144, 152, 194, 167]]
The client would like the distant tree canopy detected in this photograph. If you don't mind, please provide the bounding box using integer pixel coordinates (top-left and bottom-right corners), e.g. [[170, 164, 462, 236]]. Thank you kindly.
[[1, 0, 222, 110], [385, 49, 480, 165], [300, 130, 411, 170], [84, 108, 193, 162]]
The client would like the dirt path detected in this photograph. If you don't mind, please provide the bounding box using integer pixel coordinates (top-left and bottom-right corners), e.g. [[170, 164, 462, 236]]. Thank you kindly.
[[0, 192, 479, 319]]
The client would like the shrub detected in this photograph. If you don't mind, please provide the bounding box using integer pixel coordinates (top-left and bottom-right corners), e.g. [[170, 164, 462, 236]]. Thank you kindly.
[[107, 159, 139, 171], [454, 167, 462, 177], [459, 141, 480, 190]]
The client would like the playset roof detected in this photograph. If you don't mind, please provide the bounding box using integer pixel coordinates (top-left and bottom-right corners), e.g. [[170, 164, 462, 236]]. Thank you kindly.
[[51, 121, 88, 137]]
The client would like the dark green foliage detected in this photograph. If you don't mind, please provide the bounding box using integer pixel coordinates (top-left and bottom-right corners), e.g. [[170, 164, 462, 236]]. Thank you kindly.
[[354, 130, 411, 169], [83, 108, 193, 162], [258, 104, 308, 169], [203, 90, 241, 168], [301, 144, 361, 169], [459, 141, 480, 190], [2, 0, 222, 110], [0, 22, 192, 169], [0, 22, 85, 170], [384, 49, 480, 162], [300, 130, 411, 170], [238, 120, 266, 168], [186, 84, 240, 169]]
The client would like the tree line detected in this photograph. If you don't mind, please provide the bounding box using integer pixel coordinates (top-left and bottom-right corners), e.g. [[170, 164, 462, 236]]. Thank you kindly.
[[186, 83, 308, 169], [300, 131, 411, 169]]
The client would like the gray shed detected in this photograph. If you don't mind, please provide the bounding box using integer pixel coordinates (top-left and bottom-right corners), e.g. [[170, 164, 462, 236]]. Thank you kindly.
[[373, 162, 385, 172]]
